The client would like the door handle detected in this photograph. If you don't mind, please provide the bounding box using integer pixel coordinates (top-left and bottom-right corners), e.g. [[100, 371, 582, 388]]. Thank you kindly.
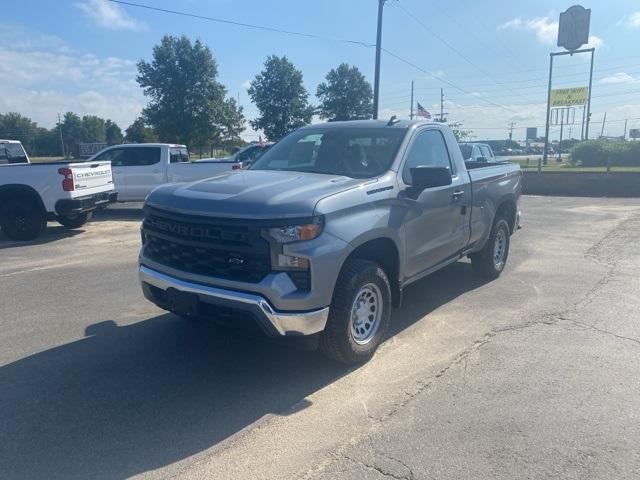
[[452, 190, 465, 199]]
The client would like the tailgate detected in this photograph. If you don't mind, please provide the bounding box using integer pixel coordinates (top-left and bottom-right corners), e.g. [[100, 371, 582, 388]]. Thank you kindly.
[[68, 161, 115, 197]]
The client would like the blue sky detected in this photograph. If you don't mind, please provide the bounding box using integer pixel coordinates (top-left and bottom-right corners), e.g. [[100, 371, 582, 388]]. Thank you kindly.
[[2, 0, 640, 141]]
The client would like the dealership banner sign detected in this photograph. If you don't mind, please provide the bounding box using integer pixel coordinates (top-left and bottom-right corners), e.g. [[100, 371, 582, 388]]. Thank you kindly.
[[550, 87, 589, 107]]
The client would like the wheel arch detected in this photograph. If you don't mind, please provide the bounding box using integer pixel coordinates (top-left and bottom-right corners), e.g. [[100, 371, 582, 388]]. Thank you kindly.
[[493, 194, 518, 234], [342, 236, 402, 307], [0, 184, 47, 214]]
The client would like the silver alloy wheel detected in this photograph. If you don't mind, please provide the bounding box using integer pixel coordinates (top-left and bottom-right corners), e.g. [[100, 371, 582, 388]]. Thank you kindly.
[[350, 283, 383, 345], [493, 228, 506, 269]]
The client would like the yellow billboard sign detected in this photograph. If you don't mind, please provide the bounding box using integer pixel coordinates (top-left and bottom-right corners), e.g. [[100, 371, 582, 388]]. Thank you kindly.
[[550, 87, 589, 107]]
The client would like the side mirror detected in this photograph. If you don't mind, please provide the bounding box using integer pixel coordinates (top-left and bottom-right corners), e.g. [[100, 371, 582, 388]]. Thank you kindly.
[[409, 166, 452, 189]]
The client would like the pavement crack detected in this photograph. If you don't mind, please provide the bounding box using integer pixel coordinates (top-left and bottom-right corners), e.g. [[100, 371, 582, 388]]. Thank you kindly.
[[561, 318, 640, 347], [340, 452, 414, 480]]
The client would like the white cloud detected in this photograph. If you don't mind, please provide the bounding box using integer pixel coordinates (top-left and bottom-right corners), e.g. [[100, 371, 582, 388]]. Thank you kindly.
[[500, 16, 604, 50], [621, 11, 640, 28], [585, 35, 603, 49], [499, 16, 558, 44], [241, 79, 252, 90], [75, 0, 146, 31], [599, 72, 639, 85], [0, 23, 144, 129]]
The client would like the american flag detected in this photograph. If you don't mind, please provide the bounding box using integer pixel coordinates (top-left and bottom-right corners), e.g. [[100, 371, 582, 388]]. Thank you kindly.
[[416, 102, 431, 119]]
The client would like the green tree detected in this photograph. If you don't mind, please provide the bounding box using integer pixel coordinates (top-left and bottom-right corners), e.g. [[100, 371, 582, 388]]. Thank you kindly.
[[0, 112, 40, 153], [81, 115, 106, 143], [449, 121, 473, 142], [60, 112, 85, 157], [316, 63, 372, 121], [136, 35, 243, 148], [125, 117, 158, 143], [36, 128, 61, 157], [105, 119, 124, 145], [248, 55, 314, 141], [219, 97, 245, 146]]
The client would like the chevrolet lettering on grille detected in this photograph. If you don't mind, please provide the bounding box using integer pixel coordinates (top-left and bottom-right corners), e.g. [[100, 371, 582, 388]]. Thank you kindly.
[[146, 217, 245, 242]]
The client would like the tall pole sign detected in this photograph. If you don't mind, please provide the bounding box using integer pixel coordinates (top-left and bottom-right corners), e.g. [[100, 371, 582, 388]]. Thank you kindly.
[[372, 0, 386, 120], [541, 5, 594, 171]]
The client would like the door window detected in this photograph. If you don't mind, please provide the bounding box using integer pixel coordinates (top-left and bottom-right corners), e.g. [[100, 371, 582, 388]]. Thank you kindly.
[[479, 145, 493, 161], [170, 147, 189, 163], [106, 147, 161, 167], [93, 148, 123, 163], [403, 129, 454, 184]]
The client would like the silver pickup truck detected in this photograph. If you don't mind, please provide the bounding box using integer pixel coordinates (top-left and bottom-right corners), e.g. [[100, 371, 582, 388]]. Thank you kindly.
[[138, 120, 521, 364]]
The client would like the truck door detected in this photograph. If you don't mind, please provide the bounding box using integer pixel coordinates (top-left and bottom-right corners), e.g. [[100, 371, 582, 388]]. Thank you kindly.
[[400, 128, 469, 279], [93, 147, 128, 199], [118, 147, 163, 201]]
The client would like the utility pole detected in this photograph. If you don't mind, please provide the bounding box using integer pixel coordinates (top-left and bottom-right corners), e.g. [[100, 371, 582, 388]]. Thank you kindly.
[[558, 112, 564, 162], [409, 81, 414, 120], [584, 48, 595, 140], [600, 112, 607, 138], [508, 122, 515, 141], [435, 88, 447, 123], [57, 113, 66, 158], [372, 0, 387, 120], [580, 105, 585, 141], [623, 118, 628, 140]]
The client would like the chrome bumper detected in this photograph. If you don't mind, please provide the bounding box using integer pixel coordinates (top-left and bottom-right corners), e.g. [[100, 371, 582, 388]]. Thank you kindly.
[[139, 265, 329, 336]]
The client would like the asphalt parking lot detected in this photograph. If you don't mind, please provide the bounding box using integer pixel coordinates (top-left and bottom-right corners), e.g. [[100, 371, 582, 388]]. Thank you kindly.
[[1, 196, 639, 480]]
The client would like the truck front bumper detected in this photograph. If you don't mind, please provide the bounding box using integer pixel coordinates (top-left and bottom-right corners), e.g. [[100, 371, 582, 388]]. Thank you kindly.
[[55, 191, 118, 215], [139, 265, 329, 337]]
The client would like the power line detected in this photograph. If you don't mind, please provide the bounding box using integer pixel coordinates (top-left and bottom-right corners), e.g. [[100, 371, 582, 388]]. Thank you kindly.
[[381, 48, 518, 113], [109, 0, 375, 48], [393, 3, 540, 104], [379, 56, 640, 91]]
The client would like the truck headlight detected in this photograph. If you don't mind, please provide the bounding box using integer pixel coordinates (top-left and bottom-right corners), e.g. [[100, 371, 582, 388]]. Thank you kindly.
[[265, 218, 323, 244]]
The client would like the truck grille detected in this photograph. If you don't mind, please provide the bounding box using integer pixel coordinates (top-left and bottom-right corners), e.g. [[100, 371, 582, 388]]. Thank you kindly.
[[142, 207, 271, 283]]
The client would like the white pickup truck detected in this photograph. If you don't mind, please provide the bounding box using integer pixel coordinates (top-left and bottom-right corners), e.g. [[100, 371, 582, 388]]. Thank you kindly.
[[88, 143, 242, 202], [0, 140, 117, 241]]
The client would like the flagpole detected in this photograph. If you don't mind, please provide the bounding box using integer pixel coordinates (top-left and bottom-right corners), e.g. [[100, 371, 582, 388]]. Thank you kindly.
[[410, 81, 414, 120]]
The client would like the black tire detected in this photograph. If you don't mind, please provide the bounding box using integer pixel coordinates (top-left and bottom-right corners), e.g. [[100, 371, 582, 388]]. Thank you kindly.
[[320, 259, 391, 364], [470, 218, 510, 279], [57, 211, 93, 229], [0, 199, 47, 241]]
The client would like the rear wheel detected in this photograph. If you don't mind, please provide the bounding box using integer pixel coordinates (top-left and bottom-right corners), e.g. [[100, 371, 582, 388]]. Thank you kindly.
[[0, 199, 46, 241], [320, 259, 391, 364], [470, 218, 510, 279], [57, 211, 93, 229]]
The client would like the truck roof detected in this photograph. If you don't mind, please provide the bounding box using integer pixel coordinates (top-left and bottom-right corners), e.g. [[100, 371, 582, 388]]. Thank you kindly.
[[0, 139, 22, 144], [299, 119, 440, 130], [118, 143, 187, 148]]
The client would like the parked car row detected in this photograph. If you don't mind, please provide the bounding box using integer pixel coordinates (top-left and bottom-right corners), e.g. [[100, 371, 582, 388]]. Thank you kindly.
[[0, 139, 117, 240]]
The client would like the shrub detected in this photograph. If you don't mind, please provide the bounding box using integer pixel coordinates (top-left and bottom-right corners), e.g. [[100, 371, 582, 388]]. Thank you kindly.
[[569, 140, 640, 167]]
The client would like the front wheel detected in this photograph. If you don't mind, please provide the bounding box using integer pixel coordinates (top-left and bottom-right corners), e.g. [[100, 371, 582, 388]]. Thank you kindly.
[[320, 259, 391, 364], [57, 211, 93, 229], [470, 218, 510, 279]]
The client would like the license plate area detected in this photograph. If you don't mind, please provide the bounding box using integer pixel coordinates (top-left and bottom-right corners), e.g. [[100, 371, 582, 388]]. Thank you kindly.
[[166, 288, 200, 317]]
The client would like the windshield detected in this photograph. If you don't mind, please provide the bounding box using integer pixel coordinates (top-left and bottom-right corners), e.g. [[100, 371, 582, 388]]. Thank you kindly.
[[250, 127, 406, 178], [459, 144, 472, 160]]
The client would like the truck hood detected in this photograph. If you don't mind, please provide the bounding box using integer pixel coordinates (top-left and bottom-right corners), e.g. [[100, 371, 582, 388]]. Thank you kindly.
[[145, 170, 367, 219]]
